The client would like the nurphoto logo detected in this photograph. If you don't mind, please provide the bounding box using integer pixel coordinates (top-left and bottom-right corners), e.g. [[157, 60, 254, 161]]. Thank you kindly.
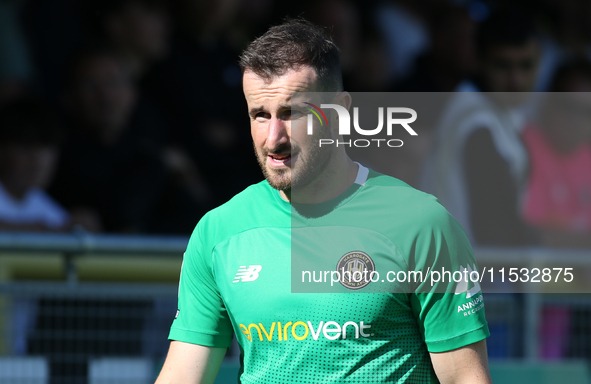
[[305, 103, 418, 148]]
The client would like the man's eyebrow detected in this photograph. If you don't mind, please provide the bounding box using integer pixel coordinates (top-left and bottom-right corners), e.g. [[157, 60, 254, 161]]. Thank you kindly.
[[249, 106, 265, 117], [249, 104, 296, 116]]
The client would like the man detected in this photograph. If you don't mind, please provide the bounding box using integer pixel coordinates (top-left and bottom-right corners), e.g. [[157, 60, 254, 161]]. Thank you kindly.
[[156, 19, 492, 384], [99, 0, 171, 79], [0, 97, 67, 231], [421, 8, 540, 246], [0, 97, 99, 232], [522, 60, 591, 248]]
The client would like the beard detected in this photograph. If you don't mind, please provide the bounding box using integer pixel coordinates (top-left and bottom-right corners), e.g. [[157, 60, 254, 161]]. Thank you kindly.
[[254, 141, 292, 191], [254, 130, 333, 192]]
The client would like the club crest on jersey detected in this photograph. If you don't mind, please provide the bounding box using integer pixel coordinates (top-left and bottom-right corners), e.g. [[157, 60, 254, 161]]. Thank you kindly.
[[336, 251, 375, 290]]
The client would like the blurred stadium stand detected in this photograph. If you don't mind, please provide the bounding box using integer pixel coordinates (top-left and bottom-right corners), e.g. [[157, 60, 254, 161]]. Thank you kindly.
[[0, 232, 589, 383]]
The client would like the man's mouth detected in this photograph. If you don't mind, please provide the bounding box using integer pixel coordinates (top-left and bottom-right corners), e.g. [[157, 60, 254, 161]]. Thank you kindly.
[[268, 153, 292, 166]]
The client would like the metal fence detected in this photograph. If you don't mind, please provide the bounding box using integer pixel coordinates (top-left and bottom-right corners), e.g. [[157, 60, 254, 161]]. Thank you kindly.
[[0, 232, 590, 383], [0, 282, 177, 384]]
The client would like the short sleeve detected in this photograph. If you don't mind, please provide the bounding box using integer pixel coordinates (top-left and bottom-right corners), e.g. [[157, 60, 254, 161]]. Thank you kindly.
[[409, 200, 490, 353], [168, 218, 234, 348]]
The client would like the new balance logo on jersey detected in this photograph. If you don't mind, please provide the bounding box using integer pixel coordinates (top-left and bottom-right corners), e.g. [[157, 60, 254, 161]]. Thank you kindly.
[[233, 265, 262, 283]]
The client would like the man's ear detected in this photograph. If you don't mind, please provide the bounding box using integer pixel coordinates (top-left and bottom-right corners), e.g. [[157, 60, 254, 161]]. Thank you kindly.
[[335, 91, 352, 111]]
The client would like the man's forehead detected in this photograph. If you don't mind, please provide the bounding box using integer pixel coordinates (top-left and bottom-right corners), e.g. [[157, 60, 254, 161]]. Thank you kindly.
[[243, 67, 319, 92]]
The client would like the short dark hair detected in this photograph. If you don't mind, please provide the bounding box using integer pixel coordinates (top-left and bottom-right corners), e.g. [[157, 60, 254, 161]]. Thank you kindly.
[[476, 8, 538, 58], [239, 18, 343, 91]]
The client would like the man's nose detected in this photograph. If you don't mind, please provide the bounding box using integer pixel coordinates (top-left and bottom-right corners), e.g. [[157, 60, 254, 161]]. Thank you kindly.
[[267, 117, 289, 149]]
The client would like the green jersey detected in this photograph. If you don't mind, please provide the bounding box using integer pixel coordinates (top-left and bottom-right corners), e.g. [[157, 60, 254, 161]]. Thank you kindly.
[[170, 165, 489, 383]]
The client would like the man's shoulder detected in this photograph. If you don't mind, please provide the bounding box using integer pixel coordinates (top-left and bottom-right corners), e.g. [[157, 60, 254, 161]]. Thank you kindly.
[[220, 180, 273, 208], [190, 180, 288, 245], [365, 170, 442, 207], [360, 170, 472, 254], [203, 180, 277, 220], [362, 170, 458, 227]]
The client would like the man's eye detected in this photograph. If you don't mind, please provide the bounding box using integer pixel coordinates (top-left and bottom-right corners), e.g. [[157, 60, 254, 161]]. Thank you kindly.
[[255, 112, 270, 121]]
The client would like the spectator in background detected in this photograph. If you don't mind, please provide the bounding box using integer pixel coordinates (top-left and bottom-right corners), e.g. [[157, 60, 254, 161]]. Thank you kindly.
[[422, 8, 541, 246], [0, 98, 100, 232], [522, 60, 591, 248], [137, 0, 262, 206], [522, 60, 591, 361], [345, 22, 393, 92], [374, 0, 431, 85], [50, 47, 210, 234], [397, 4, 477, 92], [374, 4, 477, 188], [98, 0, 170, 79], [305, 0, 396, 93], [305, 0, 362, 85], [533, 0, 591, 91]]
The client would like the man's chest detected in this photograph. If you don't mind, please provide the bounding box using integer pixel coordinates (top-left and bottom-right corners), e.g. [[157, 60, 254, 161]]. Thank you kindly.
[[211, 227, 416, 340]]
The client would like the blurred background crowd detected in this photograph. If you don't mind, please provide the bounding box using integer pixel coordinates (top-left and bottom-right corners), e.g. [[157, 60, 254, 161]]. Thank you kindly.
[[0, 0, 590, 249]]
